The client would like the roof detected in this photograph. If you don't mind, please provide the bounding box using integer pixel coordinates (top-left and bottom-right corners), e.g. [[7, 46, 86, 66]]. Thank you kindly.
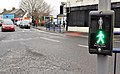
[[0, 9, 24, 15], [0, 9, 26, 18], [15, 12, 26, 18], [9, 9, 19, 14], [0, 10, 12, 15]]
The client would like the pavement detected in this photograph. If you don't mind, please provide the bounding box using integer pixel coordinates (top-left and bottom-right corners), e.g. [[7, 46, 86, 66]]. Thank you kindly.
[[34, 26, 88, 36], [34, 26, 119, 38]]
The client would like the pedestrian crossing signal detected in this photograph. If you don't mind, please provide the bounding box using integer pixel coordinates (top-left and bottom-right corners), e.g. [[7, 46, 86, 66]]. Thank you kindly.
[[88, 11, 114, 56], [96, 30, 105, 45]]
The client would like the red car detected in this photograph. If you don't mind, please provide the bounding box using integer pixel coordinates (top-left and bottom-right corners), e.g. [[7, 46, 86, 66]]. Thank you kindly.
[[1, 19, 15, 32]]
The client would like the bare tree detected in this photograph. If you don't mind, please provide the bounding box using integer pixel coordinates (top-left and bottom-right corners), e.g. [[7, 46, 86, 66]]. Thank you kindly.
[[19, 0, 52, 19]]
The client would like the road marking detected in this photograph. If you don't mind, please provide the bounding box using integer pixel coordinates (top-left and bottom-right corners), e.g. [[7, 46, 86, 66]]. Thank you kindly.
[[40, 37, 60, 43], [1, 37, 39, 43], [49, 36, 65, 39], [78, 44, 88, 48], [36, 29, 65, 36]]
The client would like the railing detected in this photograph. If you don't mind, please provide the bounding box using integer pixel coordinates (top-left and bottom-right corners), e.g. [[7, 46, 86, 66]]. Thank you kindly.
[[113, 48, 120, 74], [113, 32, 120, 74]]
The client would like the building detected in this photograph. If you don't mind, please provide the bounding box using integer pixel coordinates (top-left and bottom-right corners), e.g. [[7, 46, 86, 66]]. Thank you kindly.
[[66, 0, 120, 28], [0, 8, 27, 22]]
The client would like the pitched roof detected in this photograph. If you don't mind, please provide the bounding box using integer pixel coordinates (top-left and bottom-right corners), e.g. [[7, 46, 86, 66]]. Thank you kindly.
[[0, 10, 12, 15], [15, 12, 26, 18], [9, 9, 19, 14], [0, 9, 24, 15], [0, 9, 27, 18]]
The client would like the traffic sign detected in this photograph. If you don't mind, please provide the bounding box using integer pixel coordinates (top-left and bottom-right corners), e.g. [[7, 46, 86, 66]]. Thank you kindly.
[[89, 11, 114, 56]]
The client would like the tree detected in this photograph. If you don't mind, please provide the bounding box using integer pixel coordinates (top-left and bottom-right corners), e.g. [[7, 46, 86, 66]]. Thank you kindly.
[[19, 0, 51, 19]]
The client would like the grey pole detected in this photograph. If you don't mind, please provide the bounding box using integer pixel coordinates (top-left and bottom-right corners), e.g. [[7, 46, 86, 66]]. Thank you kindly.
[[97, 0, 111, 74], [97, 55, 109, 74], [98, 0, 111, 11]]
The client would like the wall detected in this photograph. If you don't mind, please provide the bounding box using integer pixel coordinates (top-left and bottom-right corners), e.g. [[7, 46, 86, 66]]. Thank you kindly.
[[66, 3, 120, 28]]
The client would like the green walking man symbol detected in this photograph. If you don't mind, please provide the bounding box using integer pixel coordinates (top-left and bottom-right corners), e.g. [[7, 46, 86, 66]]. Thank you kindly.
[[96, 31, 105, 44]]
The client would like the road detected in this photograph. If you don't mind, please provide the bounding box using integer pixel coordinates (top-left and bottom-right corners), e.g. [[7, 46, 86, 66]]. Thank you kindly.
[[0, 26, 120, 74]]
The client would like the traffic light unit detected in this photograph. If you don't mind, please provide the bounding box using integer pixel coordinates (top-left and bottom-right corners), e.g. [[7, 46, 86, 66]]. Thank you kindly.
[[89, 11, 114, 56], [60, 5, 63, 14]]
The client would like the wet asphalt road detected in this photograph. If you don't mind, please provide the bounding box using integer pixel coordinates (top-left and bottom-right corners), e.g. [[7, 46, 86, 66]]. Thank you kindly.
[[0, 26, 120, 74]]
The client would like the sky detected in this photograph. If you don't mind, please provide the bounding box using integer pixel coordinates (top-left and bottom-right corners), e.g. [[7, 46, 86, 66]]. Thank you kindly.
[[0, 0, 67, 16], [45, 0, 67, 15], [0, 0, 21, 11]]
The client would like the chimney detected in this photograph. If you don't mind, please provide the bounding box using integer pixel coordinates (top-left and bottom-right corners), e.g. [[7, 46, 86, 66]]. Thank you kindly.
[[12, 7, 15, 10], [3, 8, 7, 12]]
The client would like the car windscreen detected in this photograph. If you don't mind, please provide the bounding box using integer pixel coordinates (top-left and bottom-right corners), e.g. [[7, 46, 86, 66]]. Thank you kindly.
[[3, 20, 13, 25]]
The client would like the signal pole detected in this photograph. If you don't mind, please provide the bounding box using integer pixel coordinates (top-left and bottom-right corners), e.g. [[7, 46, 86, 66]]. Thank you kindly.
[[97, 0, 111, 74]]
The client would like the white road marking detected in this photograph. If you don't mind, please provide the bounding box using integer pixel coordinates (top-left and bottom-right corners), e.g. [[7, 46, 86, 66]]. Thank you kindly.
[[36, 29, 65, 36], [40, 37, 60, 43], [78, 41, 120, 48], [78, 44, 88, 48], [1, 37, 39, 43], [49, 36, 65, 39]]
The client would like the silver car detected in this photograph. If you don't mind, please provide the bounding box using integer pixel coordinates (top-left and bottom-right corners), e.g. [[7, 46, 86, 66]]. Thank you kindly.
[[19, 20, 31, 29]]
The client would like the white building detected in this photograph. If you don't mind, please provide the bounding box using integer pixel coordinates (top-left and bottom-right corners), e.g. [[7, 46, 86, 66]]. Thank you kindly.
[[67, 0, 120, 7], [63, 0, 120, 32]]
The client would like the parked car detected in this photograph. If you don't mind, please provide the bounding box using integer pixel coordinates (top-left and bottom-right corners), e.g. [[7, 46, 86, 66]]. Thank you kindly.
[[19, 20, 30, 29], [1, 19, 15, 32]]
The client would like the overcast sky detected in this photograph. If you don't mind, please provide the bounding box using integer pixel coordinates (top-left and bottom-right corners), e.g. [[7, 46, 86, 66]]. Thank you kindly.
[[0, 0, 67, 15], [0, 0, 21, 11]]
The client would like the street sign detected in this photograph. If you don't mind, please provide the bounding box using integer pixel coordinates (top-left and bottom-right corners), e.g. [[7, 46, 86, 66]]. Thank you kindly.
[[89, 11, 114, 56]]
